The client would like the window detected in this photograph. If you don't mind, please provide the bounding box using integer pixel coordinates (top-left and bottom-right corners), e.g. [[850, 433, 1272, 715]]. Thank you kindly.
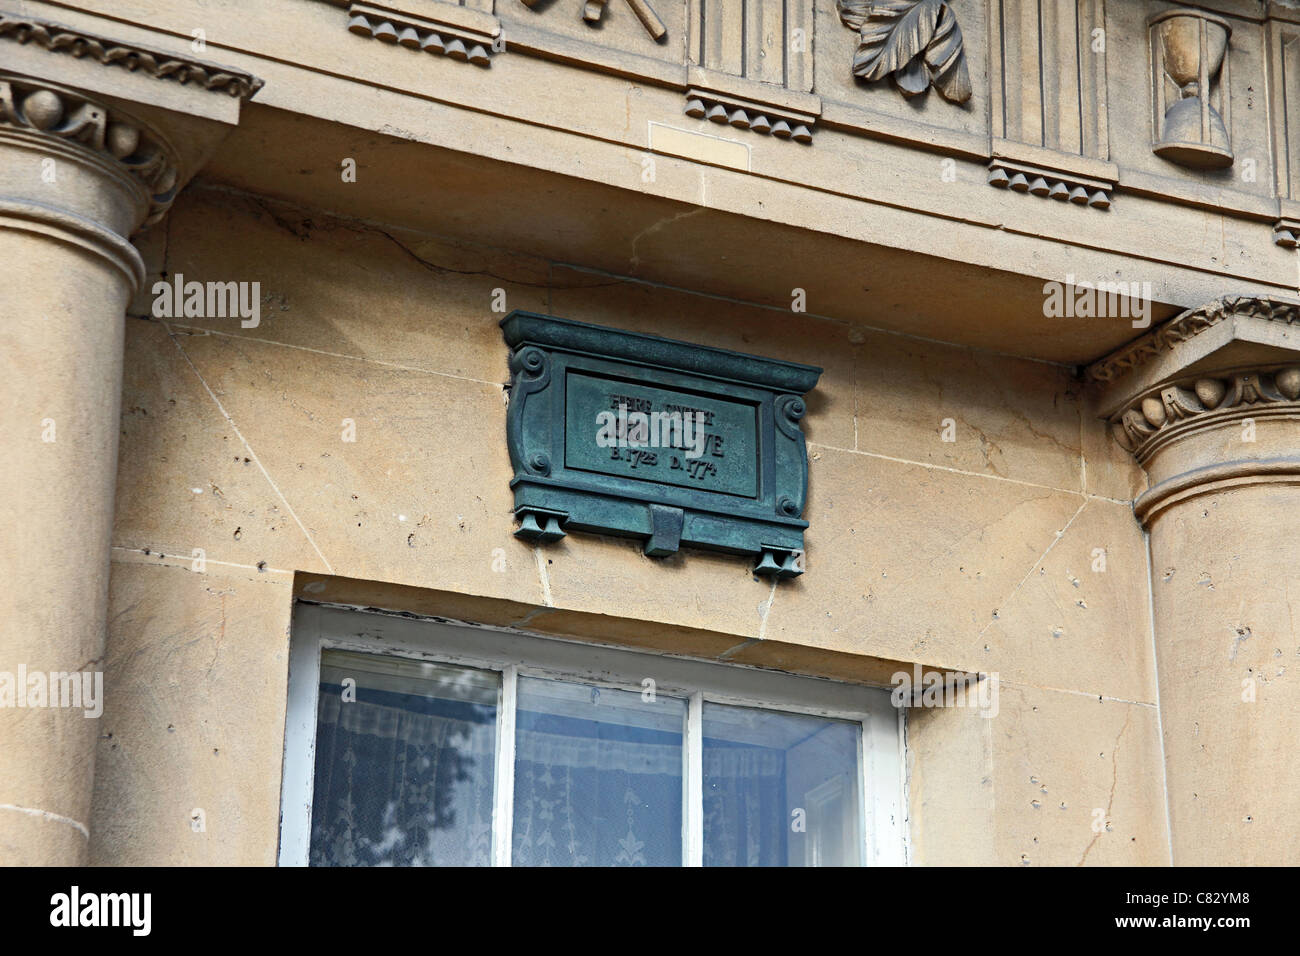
[[279, 604, 905, 866]]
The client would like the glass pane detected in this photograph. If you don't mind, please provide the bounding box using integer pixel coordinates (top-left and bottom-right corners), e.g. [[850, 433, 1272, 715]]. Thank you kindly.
[[309, 650, 498, 866], [703, 703, 862, 867], [513, 677, 685, 866]]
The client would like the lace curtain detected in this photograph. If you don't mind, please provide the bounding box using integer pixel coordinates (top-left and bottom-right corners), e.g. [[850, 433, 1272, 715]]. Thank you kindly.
[[310, 692, 787, 866], [702, 748, 786, 867], [510, 725, 684, 866], [309, 692, 495, 866]]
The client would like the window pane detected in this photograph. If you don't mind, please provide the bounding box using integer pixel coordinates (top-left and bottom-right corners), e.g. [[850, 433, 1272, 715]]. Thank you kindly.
[[310, 650, 498, 866], [703, 704, 862, 867], [513, 677, 685, 866]]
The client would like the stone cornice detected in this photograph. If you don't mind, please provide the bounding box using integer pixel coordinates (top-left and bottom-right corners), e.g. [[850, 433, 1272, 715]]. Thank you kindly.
[[0, 12, 264, 101], [1087, 296, 1300, 384]]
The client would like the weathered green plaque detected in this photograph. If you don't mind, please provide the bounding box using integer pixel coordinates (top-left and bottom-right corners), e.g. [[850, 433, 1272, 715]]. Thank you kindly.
[[502, 311, 823, 577]]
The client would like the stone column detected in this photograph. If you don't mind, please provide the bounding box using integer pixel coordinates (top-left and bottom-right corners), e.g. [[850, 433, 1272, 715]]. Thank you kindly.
[[0, 15, 259, 864], [1090, 296, 1300, 866]]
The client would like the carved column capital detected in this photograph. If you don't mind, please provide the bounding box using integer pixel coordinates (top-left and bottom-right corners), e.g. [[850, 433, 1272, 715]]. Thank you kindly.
[[0, 10, 261, 265], [1088, 296, 1300, 525], [0, 76, 182, 238]]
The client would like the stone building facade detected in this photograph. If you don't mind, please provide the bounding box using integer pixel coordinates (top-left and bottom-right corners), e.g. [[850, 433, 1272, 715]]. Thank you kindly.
[[2, 0, 1299, 866]]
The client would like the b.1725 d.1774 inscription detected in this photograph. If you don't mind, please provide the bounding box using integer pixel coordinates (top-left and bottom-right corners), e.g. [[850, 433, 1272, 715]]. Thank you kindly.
[[566, 372, 758, 498]]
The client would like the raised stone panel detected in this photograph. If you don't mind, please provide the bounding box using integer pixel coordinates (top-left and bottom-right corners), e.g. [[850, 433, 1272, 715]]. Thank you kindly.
[[991, 0, 1108, 162], [688, 0, 814, 91], [1268, 13, 1300, 203]]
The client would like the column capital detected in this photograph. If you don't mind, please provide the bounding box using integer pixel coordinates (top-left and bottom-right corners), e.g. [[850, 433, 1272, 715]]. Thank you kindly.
[[0, 9, 261, 261], [1088, 295, 1300, 525]]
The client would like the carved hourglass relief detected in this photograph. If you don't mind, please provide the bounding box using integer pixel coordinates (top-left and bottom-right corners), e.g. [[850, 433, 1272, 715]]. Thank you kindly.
[[1150, 8, 1233, 169]]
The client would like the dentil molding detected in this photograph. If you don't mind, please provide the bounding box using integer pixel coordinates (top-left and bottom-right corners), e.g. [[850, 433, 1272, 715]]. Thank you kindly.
[[345, 1, 501, 66]]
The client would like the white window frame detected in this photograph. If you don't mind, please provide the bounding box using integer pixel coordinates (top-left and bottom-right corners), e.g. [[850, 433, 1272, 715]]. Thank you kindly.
[[278, 602, 908, 867]]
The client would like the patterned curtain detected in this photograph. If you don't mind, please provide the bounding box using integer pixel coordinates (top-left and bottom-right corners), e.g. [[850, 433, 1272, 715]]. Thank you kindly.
[[510, 727, 682, 867], [309, 691, 495, 866], [702, 746, 786, 867], [309, 688, 789, 866]]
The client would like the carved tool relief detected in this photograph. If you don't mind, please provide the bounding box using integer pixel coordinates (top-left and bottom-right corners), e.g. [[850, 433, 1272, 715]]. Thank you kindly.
[[521, 0, 668, 41]]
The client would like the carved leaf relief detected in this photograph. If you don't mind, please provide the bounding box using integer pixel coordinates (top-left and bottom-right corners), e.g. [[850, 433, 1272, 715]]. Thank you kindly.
[[837, 0, 971, 104]]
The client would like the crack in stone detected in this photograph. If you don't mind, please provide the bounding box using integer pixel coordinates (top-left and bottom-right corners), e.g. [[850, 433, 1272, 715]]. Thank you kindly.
[[629, 207, 708, 273], [978, 498, 1089, 641], [235, 190, 554, 289], [163, 325, 335, 574], [367, 225, 554, 289], [1078, 706, 1131, 866]]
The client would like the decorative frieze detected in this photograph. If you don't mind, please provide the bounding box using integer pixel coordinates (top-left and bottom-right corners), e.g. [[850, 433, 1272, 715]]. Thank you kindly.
[[834, 0, 971, 104], [1088, 296, 1300, 385], [0, 13, 264, 100], [346, 1, 501, 66], [560, 0, 668, 42], [0, 76, 181, 229], [987, 157, 1112, 209], [990, 0, 1108, 162], [684, 87, 814, 143], [1268, 17, 1300, 210], [691, 0, 815, 93]]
